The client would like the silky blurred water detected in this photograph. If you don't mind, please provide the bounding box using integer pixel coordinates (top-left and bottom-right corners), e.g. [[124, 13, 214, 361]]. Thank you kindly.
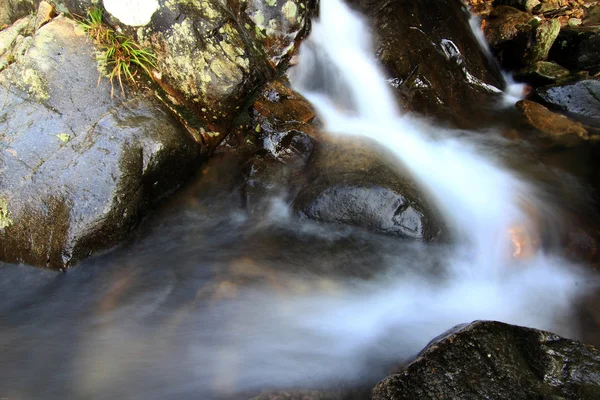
[[0, 0, 598, 399]]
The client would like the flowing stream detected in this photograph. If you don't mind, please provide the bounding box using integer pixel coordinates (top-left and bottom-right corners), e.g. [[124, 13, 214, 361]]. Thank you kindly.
[[0, 0, 597, 399]]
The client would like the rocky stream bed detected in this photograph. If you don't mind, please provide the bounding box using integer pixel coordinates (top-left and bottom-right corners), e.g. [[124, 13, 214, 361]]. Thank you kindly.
[[1, 0, 600, 398]]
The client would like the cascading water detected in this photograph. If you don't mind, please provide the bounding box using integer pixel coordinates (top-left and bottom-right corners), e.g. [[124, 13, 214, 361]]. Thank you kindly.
[[467, 13, 527, 105], [0, 1, 596, 399], [291, 0, 532, 265], [169, 0, 592, 393]]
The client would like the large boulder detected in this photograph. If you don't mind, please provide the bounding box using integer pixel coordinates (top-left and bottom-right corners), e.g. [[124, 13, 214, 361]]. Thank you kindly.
[[292, 139, 443, 241], [0, 16, 202, 269], [372, 320, 600, 400], [349, 0, 506, 127], [531, 79, 600, 128], [106, 0, 314, 137], [136, 0, 274, 137]]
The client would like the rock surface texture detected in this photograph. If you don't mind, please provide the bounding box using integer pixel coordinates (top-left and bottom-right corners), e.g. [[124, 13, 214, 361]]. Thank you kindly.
[[349, 0, 506, 127], [293, 138, 443, 241], [373, 320, 600, 400], [0, 16, 201, 269], [531, 79, 600, 128]]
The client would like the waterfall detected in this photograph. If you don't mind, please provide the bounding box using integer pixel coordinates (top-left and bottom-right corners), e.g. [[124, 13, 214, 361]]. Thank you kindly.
[[291, 0, 531, 267], [175, 0, 592, 394], [48, 1, 594, 397]]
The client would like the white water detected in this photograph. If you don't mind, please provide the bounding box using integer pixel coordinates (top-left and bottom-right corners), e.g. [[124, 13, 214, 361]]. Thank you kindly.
[[52, 1, 594, 398], [223, 0, 592, 388]]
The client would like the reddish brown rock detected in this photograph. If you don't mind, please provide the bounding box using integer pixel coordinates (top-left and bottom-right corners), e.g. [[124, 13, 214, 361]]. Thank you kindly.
[[517, 99, 589, 138]]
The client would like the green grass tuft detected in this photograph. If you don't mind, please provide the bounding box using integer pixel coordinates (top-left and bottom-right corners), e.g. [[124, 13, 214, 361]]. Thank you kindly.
[[77, 7, 157, 97]]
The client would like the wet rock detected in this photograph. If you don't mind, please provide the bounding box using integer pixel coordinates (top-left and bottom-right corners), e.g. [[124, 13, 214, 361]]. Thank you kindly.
[[293, 139, 443, 241], [549, 26, 600, 74], [372, 320, 600, 400], [528, 18, 561, 63], [531, 79, 600, 127], [243, 79, 316, 214], [517, 99, 588, 138], [253, 80, 316, 134], [514, 60, 570, 85], [128, 0, 318, 139], [485, 6, 560, 68], [493, 0, 541, 12], [349, 0, 505, 127], [485, 6, 535, 48], [238, 0, 316, 70], [0, 17, 202, 269], [136, 0, 275, 137]]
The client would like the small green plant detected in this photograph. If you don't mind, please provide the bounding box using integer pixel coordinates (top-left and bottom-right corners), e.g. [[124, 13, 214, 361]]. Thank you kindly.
[[77, 7, 157, 97]]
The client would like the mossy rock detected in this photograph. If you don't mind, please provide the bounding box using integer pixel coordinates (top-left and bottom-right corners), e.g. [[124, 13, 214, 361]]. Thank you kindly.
[[0, 17, 203, 269]]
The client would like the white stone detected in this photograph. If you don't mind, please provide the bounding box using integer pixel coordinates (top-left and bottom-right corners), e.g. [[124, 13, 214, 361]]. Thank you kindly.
[[103, 0, 159, 27]]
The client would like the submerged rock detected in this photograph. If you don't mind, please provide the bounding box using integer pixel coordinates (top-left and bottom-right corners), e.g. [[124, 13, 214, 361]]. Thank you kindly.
[[372, 320, 600, 400], [349, 0, 506, 127], [0, 16, 202, 269], [293, 139, 443, 241], [531, 79, 600, 128]]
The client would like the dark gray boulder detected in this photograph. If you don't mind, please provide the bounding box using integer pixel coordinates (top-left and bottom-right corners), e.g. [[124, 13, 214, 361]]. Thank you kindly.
[[531, 79, 600, 128], [372, 320, 600, 400], [0, 16, 202, 269], [293, 138, 443, 241], [348, 0, 506, 128]]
